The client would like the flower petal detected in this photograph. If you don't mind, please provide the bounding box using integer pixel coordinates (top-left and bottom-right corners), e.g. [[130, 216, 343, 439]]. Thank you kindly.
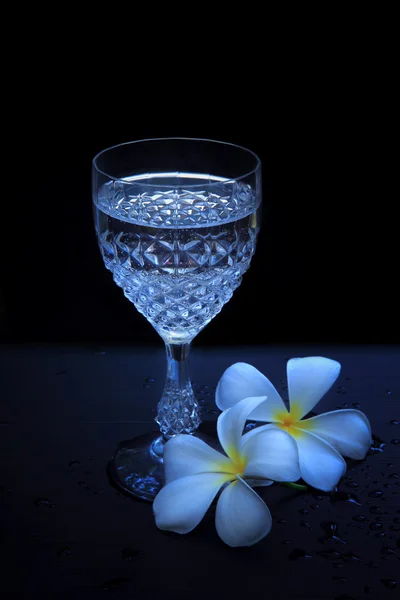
[[215, 476, 272, 547], [216, 362, 287, 420], [153, 473, 233, 534], [242, 428, 300, 482], [163, 435, 233, 483], [295, 429, 347, 491], [217, 396, 268, 462], [240, 423, 279, 446], [245, 479, 274, 488], [287, 357, 341, 419], [301, 409, 372, 460]]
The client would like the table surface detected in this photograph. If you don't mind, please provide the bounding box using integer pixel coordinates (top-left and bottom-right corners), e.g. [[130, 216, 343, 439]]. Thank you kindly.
[[1, 344, 399, 600]]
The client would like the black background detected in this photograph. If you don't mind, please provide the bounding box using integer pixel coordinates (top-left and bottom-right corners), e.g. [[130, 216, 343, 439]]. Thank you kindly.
[[4, 21, 397, 347], [2, 15, 400, 600]]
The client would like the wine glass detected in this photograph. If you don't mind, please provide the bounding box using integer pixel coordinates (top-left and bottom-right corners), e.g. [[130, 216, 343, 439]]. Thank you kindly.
[[92, 138, 262, 501]]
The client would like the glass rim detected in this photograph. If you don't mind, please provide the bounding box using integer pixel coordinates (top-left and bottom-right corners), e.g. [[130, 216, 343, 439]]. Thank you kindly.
[[92, 137, 261, 188]]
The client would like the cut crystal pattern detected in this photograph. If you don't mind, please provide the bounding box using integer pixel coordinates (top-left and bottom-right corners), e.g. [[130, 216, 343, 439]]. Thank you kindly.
[[155, 384, 201, 437], [94, 181, 259, 343], [97, 179, 256, 228]]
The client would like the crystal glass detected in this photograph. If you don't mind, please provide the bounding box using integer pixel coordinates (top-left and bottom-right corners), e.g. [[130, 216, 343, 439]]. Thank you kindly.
[[92, 138, 262, 500]]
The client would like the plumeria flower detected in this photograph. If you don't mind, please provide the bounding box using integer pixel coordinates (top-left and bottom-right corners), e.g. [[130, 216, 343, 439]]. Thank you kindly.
[[216, 357, 372, 492], [153, 396, 301, 547]]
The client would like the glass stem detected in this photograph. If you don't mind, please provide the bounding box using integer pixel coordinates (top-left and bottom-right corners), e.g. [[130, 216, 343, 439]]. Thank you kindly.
[[155, 342, 201, 440]]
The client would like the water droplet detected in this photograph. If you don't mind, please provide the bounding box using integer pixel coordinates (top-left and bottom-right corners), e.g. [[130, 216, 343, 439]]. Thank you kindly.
[[57, 547, 72, 557], [386, 390, 392, 395], [34, 497, 54, 508], [352, 402, 361, 409], [56, 370, 68, 376], [331, 490, 362, 506], [143, 384, 150, 389], [369, 434, 386, 453], [298, 508, 308, 515], [300, 521, 312, 529], [388, 473, 400, 479], [281, 540, 290, 545], [345, 481, 359, 489], [207, 409, 219, 415], [319, 521, 347, 544], [391, 439, 400, 445], [278, 519, 287, 524], [316, 549, 343, 560], [122, 547, 142, 560], [381, 546, 395, 555], [289, 548, 312, 560], [101, 578, 131, 591], [369, 522, 383, 530], [381, 579, 399, 589], [145, 378, 156, 383], [78, 481, 89, 489], [390, 420, 399, 425], [369, 506, 387, 515], [332, 576, 347, 583], [333, 563, 344, 568], [352, 515, 367, 522], [368, 490, 383, 498], [342, 551, 361, 561], [364, 585, 373, 594], [366, 561, 379, 568], [311, 504, 320, 510], [68, 460, 80, 468], [375, 532, 386, 538], [394, 518, 400, 524], [245, 421, 257, 430]]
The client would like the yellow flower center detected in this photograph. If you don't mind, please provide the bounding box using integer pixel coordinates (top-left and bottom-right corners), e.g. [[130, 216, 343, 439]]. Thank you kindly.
[[273, 402, 314, 439], [217, 446, 247, 476]]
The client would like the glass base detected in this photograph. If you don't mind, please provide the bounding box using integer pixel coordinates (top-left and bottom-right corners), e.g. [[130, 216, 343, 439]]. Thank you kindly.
[[107, 427, 219, 502]]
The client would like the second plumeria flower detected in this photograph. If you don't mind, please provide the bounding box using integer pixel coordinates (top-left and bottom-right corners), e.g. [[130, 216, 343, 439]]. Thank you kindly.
[[154, 396, 301, 547], [216, 357, 372, 492]]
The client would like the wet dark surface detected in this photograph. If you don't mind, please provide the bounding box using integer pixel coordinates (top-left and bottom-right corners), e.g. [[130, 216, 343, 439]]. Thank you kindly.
[[0, 344, 399, 599]]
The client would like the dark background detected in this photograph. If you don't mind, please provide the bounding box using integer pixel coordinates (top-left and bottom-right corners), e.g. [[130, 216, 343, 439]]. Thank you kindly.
[[4, 24, 397, 347], [2, 16, 399, 600]]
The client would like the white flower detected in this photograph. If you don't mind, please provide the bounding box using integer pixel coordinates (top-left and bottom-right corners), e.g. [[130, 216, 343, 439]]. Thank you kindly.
[[216, 357, 372, 492], [153, 396, 301, 547]]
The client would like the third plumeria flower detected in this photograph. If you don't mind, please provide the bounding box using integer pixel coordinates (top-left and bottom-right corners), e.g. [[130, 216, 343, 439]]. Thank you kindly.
[[216, 357, 372, 492]]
